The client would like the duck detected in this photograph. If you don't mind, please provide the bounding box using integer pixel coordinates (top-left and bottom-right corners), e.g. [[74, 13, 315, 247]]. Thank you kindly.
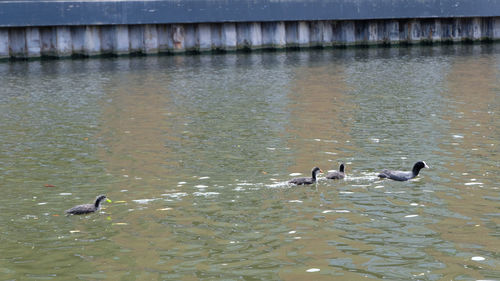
[[65, 195, 110, 215], [288, 167, 323, 185], [326, 163, 345, 180], [377, 161, 429, 181]]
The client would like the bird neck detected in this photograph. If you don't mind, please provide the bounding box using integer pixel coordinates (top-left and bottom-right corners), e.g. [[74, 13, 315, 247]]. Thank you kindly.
[[311, 171, 317, 181], [339, 165, 344, 173], [94, 198, 103, 208], [412, 165, 421, 176]]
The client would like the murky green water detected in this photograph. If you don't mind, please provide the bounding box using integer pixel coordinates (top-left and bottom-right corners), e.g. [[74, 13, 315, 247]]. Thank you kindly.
[[1, 45, 499, 280]]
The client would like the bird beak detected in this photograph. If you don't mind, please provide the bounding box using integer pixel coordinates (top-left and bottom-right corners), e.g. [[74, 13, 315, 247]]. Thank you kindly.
[[106, 199, 112, 203], [320, 169, 324, 173], [424, 163, 429, 169]]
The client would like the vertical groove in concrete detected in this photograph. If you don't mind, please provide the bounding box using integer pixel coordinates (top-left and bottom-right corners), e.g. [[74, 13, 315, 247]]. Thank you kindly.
[[56, 26, 72, 57], [198, 23, 211, 52], [297, 21, 310, 47], [236, 22, 251, 49], [26, 27, 40, 57], [368, 21, 378, 44], [210, 23, 222, 51], [157, 24, 171, 53], [143, 24, 159, 54], [1, 17, 500, 60], [114, 25, 130, 55], [40, 27, 56, 57], [184, 24, 197, 52], [71, 26, 85, 55], [9, 28, 26, 58], [0, 28, 9, 59], [494, 18, 500, 39], [100, 25, 115, 55], [129, 25, 144, 54], [84, 26, 100, 56], [285, 21, 298, 47], [262, 21, 285, 49], [249, 22, 262, 49], [322, 21, 333, 47], [221, 23, 237, 51]]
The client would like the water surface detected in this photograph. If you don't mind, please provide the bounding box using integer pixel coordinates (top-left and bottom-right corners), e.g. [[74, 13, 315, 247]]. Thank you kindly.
[[0, 45, 499, 280]]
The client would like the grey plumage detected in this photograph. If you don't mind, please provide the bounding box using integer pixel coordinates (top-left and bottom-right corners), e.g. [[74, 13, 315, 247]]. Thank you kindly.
[[65, 195, 108, 215], [289, 167, 323, 185], [378, 161, 429, 181], [326, 163, 345, 180]]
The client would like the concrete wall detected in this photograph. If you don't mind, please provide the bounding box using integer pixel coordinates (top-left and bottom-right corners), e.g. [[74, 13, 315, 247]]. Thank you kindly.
[[1, 17, 500, 59], [1, 0, 500, 59]]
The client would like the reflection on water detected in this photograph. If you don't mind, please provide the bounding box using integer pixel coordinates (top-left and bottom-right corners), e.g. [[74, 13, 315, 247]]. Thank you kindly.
[[0, 45, 499, 280]]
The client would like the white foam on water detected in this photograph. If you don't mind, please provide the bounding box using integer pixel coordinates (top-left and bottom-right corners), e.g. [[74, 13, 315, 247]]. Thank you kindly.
[[405, 214, 419, 218], [194, 185, 209, 189], [161, 192, 188, 199], [410, 203, 419, 206], [266, 147, 276, 150], [289, 173, 302, 177], [339, 191, 354, 194], [324, 151, 337, 155], [266, 181, 290, 189], [59, 193, 72, 196], [288, 200, 303, 203], [237, 182, 254, 186], [288, 230, 297, 234], [465, 182, 483, 186], [453, 134, 464, 139], [198, 176, 210, 180], [306, 268, 320, 272], [193, 192, 220, 197], [346, 172, 380, 182], [178, 182, 186, 185], [133, 198, 158, 204], [471, 256, 485, 261], [324, 209, 351, 213], [374, 185, 384, 189]]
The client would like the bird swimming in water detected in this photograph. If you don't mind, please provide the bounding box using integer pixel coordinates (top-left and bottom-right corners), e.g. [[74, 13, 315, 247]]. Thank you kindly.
[[326, 163, 345, 180], [378, 161, 429, 181], [65, 195, 111, 215], [288, 167, 323, 185]]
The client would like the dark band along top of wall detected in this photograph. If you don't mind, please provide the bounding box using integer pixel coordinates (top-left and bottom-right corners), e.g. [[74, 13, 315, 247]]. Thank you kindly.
[[1, 0, 500, 27]]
